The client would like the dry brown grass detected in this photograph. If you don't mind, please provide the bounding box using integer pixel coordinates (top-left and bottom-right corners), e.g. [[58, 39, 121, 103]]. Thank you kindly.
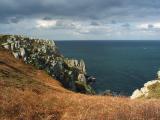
[[1, 49, 160, 120]]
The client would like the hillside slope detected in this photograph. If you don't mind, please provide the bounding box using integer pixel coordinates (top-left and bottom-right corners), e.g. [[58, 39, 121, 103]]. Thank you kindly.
[[0, 35, 95, 94], [1, 47, 160, 119]]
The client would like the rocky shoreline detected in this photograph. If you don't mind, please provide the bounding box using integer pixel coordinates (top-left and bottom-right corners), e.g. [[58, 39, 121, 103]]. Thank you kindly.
[[131, 71, 160, 99], [0, 35, 95, 94], [1, 34, 160, 98]]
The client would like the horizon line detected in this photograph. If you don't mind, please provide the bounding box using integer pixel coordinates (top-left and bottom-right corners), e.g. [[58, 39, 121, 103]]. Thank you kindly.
[[54, 39, 160, 41]]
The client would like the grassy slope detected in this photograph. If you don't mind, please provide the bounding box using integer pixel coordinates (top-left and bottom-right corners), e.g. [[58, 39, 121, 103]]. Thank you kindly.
[[147, 82, 160, 99], [1, 49, 160, 120]]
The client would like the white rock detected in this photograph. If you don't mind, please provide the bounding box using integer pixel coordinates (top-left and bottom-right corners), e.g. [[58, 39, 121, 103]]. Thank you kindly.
[[130, 89, 143, 99], [131, 79, 160, 99], [15, 41, 20, 49], [141, 87, 148, 94], [51, 61, 56, 67], [2, 43, 9, 49], [41, 46, 47, 53], [49, 40, 55, 46], [144, 80, 160, 87], [74, 60, 78, 66], [157, 71, 160, 78], [64, 59, 79, 68], [78, 74, 86, 82], [23, 57, 27, 61], [79, 60, 86, 73], [12, 52, 19, 59], [10, 43, 14, 51], [7, 38, 12, 43], [20, 48, 26, 58]]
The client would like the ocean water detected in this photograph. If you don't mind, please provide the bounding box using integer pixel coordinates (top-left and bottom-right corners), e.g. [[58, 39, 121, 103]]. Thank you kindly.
[[56, 40, 160, 95]]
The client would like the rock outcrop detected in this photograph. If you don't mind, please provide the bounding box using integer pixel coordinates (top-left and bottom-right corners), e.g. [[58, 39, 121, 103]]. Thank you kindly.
[[131, 71, 160, 99], [0, 34, 95, 94]]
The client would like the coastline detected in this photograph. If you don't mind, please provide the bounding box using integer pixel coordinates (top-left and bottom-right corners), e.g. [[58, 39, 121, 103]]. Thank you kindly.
[[0, 34, 96, 94]]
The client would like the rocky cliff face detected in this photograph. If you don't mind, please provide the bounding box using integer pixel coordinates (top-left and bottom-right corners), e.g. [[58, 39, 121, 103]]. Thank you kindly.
[[131, 71, 160, 99], [0, 35, 95, 94]]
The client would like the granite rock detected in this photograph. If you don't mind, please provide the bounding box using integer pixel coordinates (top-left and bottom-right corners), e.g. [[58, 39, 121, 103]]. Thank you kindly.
[[0, 34, 95, 94]]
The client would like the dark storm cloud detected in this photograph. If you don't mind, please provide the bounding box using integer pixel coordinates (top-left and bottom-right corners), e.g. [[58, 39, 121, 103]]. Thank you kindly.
[[1, 0, 160, 24], [0, 0, 122, 20]]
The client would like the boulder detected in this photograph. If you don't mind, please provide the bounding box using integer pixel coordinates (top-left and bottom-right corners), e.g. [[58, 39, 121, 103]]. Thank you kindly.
[[20, 48, 26, 58], [100, 90, 118, 96], [86, 75, 96, 84], [130, 89, 143, 99], [157, 70, 160, 79], [12, 52, 19, 59], [78, 74, 86, 82]]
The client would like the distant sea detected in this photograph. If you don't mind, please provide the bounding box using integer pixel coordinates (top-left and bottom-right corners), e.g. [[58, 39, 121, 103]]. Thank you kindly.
[[56, 40, 160, 95]]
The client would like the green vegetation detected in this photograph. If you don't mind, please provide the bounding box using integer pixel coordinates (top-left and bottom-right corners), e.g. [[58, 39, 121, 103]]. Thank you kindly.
[[0, 34, 95, 94]]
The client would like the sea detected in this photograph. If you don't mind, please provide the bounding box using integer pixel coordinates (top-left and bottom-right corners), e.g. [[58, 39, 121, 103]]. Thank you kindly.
[[56, 40, 160, 96]]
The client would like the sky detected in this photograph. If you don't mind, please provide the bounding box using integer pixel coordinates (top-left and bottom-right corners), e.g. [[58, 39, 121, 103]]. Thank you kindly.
[[1, 0, 160, 40]]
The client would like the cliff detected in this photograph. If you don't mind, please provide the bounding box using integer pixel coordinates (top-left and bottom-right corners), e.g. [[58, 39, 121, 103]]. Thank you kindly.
[[0, 34, 95, 94], [131, 71, 160, 99], [1, 36, 160, 119]]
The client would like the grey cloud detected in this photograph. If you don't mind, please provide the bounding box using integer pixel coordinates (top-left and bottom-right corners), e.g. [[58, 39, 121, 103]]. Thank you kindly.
[[1, 0, 160, 24], [122, 23, 130, 28], [148, 24, 154, 29], [111, 20, 117, 24], [1, 0, 160, 40], [90, 21, 101, 26], [43, 17, 53, 20]]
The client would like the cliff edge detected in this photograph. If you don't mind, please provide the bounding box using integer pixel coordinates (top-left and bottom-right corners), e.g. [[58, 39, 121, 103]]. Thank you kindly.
[[1, 35, 160, 119], [131, 71, 160, 99], [0, 34, 95, 94]]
